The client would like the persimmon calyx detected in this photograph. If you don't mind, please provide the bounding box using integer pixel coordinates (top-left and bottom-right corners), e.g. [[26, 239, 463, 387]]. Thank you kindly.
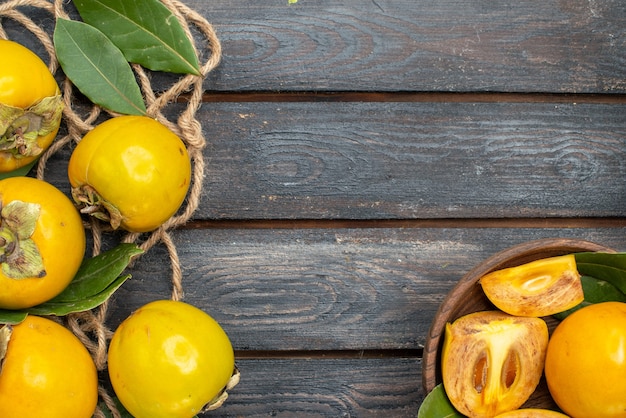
[[0, 94, 63, 158], [0, 200, 46, 279], [71, 184, 123, 230]]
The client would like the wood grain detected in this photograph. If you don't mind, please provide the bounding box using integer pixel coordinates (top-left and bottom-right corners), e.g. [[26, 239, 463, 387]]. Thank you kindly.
[[194, 101, 626, 220], [176, 0, 626, 93]]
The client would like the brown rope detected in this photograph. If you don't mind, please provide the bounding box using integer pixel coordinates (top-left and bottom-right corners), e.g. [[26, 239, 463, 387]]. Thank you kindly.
[[0, 0, 226, 416]]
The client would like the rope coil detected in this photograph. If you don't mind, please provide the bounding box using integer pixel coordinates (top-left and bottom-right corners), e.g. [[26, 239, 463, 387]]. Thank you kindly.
[[0, 1, 223, 416]]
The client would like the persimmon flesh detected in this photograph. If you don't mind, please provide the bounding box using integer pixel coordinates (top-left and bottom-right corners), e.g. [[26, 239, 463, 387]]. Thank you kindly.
[[442, 311, 549, 418]]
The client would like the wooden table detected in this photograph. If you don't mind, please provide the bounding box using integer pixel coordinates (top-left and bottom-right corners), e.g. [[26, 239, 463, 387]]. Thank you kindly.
[[6, 0, 626, 416]]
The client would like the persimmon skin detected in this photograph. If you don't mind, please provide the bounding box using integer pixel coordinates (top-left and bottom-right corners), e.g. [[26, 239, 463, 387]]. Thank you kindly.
[[108, 300, 235, 418]]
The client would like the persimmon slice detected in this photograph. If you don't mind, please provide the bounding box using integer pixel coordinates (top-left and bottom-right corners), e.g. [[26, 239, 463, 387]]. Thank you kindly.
[[480, 254, 583, 317], [442, 311, 549, 418]]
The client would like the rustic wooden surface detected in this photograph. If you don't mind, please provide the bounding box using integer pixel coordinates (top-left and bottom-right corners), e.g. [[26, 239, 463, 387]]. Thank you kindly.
[[8, 0, 626, 416]]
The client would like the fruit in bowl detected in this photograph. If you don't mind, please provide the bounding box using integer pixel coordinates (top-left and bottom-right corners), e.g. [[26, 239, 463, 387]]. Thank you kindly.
[[421, 238, 626, 416]]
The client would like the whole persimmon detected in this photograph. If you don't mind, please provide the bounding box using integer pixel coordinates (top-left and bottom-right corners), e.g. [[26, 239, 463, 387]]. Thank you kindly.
[[108, 300, 235, 418], [0, 176, 85, 309], [0, 315, 98, 417], [545, 301, 626, 417], [68, 115, 191, 233], [0, 39, 63, 172]]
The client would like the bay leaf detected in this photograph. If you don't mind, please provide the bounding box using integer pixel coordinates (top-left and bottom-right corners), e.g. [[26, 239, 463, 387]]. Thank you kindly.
[[576, 251, 626, 270], [53, 18, 147, 116], [26, 274, 130, 316], [73, 0, 201, 75], [575, 252, 626, 294], [50, 243, 143, 303], [417, 384, 464, 418], [0, 310, 27, 325]]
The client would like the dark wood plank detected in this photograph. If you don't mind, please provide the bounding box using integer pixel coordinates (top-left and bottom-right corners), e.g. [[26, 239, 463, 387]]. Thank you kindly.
[[181, 101, 626, 220], [196, 101, 626, 220], [198, 358, 423, 418], [184, 0, 626, 93], [105, 227, 626, 351], [40, 101, 626, 220]]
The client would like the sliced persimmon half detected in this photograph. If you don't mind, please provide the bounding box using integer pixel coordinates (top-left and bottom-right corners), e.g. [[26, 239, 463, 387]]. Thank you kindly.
[[480, 254, 583, 317], [442, 311, 549, 418]]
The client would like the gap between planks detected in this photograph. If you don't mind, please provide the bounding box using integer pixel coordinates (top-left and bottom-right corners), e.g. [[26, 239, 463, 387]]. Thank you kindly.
[[235, 348, 422, 360], [183, 217, 626, 230], [183, 91, 626, 104]]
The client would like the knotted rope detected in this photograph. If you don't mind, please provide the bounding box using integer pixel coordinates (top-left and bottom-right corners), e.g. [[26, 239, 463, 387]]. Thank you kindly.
[[0, 0, 225, 416]]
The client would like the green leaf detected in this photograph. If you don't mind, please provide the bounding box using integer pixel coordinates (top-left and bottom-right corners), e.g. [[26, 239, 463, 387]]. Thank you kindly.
[[50, 243, 143, 303], [0, 310, 27, 325], [553, 252, 626, 320], [575, 252, 626, 294], [553, 275, 626, 320], [53, 18, 147, 116], [417, 384, 464, 418], [73, 0, 201, 75]]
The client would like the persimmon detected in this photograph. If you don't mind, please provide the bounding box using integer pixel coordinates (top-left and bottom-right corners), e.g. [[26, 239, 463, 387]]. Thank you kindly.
[[0, 177, 85, 309], [0, 40, 63, 173], [545, 301, 626, 417], [0, 315, 98, 417], [68, 116, 191, 233], [108, 300, 235, 418]]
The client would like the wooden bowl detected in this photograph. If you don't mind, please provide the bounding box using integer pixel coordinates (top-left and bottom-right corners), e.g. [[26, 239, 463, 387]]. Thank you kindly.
[[421, 238, 614, 408]]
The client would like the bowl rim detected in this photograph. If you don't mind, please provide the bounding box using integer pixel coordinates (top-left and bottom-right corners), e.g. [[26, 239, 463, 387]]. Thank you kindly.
[[421, 237, 615, 394]]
